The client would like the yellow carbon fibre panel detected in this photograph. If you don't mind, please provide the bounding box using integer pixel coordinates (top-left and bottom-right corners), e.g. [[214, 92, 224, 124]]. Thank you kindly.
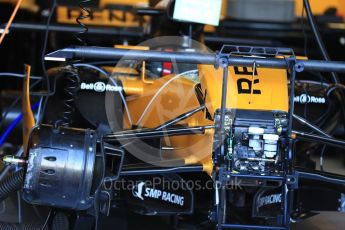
[[295, 0, 345, 16], [120, 74, 202, 128], [99, 0, 148, 8], [109, 63, 288, 176], [115, 71, 213, 174], [56, 0, 148, 27], [56, 7, 142, 27], [198, 64, 289, 117]]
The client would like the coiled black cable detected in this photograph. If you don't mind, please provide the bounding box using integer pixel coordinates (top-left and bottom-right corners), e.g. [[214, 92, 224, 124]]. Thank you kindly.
[[75, 0, 92, 45], [57, 68, 80, 127], [0, 169, 24, 202]]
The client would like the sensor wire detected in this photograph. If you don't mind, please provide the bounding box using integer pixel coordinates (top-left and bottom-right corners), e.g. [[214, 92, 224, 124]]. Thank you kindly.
[[136, 69, 198, 126]]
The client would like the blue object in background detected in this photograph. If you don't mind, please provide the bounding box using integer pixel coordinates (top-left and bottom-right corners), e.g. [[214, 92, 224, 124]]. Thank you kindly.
[[0, 102, 40, 146]]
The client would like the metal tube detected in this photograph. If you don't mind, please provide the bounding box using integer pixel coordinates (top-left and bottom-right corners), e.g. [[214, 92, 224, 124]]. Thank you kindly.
[[0, 147, 23, 181], [296, 168, 345, 185], [120, 165, 203, 176], [292, 130, 345, 149], [155, 105, 205, 130], [103, 126, 213, 141], [219, 64, 229, 161], [229, 174, 285, 181], [49, 46, 216, 64], [45, 46, 345, 73], [287, 65, 296, 165], [293, 114, 332, 138], [296, 60, 345, 73], [122, 159, 186, 169], [2, 23, 144, 37]]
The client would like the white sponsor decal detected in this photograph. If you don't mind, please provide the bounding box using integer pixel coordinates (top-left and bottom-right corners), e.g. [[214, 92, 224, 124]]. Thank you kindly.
[[257, 193, 282, 209], [132, 182, 145, 200], [132, 182, 185, 206], [80, 82, 122, 92], [294, 94, 325, 104]]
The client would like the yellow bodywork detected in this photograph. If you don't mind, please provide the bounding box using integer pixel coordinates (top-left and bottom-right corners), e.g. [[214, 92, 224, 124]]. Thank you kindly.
[[2, 0, 345, 19], [114, 71, 215, 175], [110, 60, 289, 176], [295, 0, 345, 16], [56, 0, 148, 27], [198, 65, 289, 115]]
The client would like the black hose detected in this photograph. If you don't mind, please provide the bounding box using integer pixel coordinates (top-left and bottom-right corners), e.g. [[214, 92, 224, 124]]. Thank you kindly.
[[303, 0, 339, 83], [0, 222, 44, 230], [0, 169, 24, 202]]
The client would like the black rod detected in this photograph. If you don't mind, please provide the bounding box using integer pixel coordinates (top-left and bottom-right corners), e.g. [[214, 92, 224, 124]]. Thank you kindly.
[[292, 130, 345, 149], [296, 167, 345, 186], [287, 65, 296, 167], [219, 61, 229, 160], [122, 159, 186, 169], [296, 60, 345, 73], [120, 165, 203, 176], [46, 46, 345, 73], [2, 23, 144, 37], [103, 126, 213, 141], [155, 105, 206, 130], [228, 174, 284, 181], [46, 46, 216, 64], [293, 114, 332, 138]]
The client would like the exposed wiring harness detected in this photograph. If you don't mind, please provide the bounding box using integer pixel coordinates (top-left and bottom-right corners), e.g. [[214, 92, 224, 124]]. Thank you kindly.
[[301, 3, 345, 169], [136, 69, 198, 126], [303, 0, 338, 83], [291, 78, 345, 174], [303, 3, 345, 166], [318, 83, 345, 171]]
